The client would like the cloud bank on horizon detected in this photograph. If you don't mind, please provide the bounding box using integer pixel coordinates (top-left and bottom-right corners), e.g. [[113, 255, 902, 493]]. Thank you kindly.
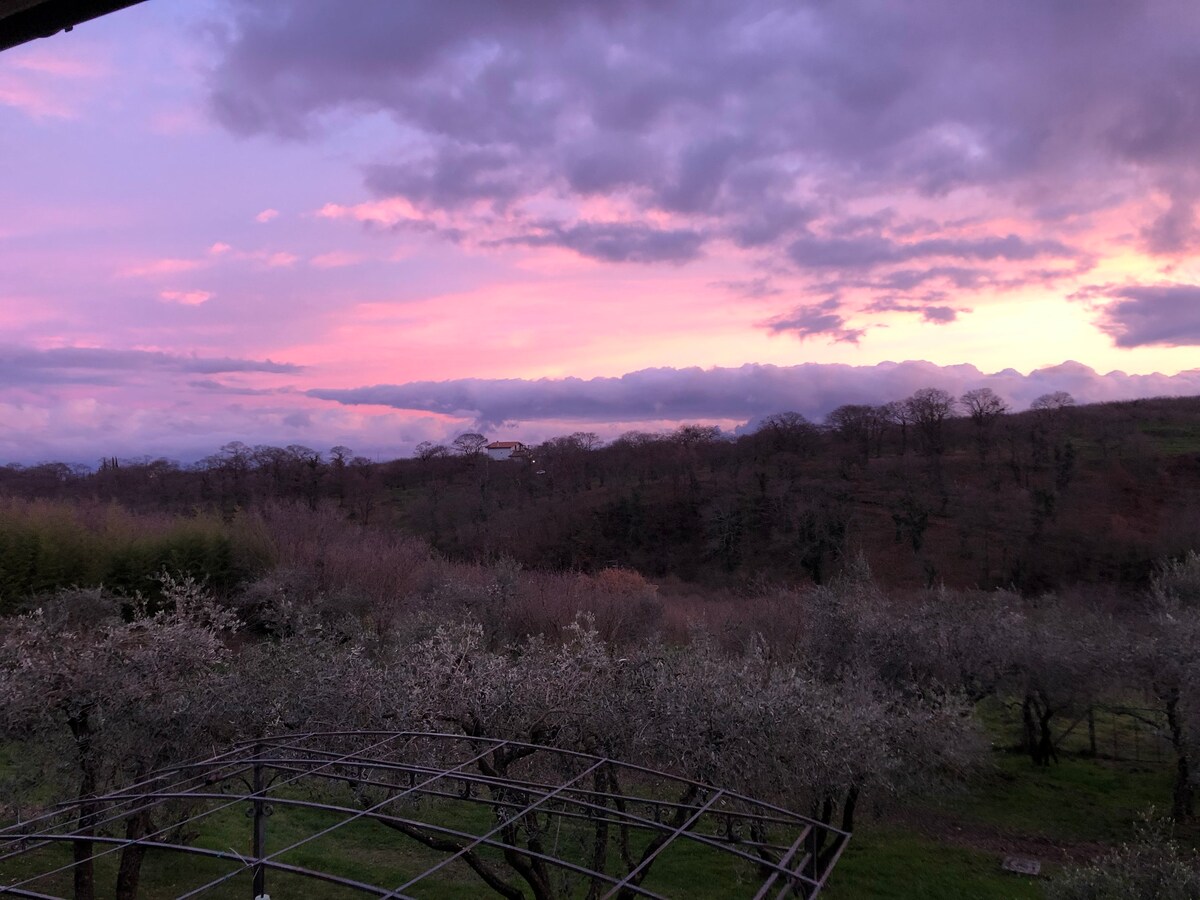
[[2, 0, 1200, 461], [308, 361, 1200, 433]]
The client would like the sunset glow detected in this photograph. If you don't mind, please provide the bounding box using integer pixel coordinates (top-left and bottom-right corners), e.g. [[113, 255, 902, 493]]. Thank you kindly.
[[3, 0, 1199, 462]]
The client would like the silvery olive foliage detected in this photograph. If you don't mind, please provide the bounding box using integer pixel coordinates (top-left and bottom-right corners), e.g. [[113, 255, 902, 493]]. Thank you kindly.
[[0, 575, 239, 900], [394, 615, 982, 831], [0, 575, 237, 793], [1048, 815, 1200, 900]]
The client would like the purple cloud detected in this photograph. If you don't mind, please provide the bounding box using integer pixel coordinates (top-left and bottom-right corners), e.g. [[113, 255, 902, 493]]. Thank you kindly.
[[765, 298, 865, 343], [307, 360, 1200, 430], [506, 221, 705, 264], [1093, 285, 1200, 347], [866, 297, 963, 324], [206, 0, 1200, 265], [786, 233, 1076, 271], [0, 346, 302, 386]]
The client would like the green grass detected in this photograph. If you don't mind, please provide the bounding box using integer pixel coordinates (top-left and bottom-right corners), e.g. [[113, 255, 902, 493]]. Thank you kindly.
[[1137, 421, 1200, 456], [825, 828, 1044, 900], [932, 753, 1172, 843]]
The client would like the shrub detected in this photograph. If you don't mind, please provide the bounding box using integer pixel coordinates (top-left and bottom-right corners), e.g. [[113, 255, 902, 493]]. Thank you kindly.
[[1049, 816, 1200, 900]]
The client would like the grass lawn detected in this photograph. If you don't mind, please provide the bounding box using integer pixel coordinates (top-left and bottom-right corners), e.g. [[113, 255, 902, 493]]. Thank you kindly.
[[825, 828, 1043, 900]]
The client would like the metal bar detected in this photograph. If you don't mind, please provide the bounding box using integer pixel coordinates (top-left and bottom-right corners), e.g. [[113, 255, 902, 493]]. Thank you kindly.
[[0, 887, 64, 899], [173, 740, 511, 899], [6, 833, 396, 896], [387, 758, 607, 895], [75, 789, 670, 899], [1, 733, 407, 893], [260, 762, 802, 855], [600, 789, 726, 898], [0, 745, 253, 842], [811, 829, 852, 893], [1, 731, 846, 898], [251, 752, 828, 878], [247, 747, 811, 834], [0, 763, 257, 868], [248, 732, 846, 836], [752, 825, 814, 899], [260, 758, 818, 872]]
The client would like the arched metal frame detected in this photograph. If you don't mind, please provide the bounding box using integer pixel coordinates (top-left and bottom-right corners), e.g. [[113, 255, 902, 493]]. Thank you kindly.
[[0, 731, 850, 899]]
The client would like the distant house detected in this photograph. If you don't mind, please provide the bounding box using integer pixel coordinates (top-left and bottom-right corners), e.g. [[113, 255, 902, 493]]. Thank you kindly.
[[486, 440, 528, 461]]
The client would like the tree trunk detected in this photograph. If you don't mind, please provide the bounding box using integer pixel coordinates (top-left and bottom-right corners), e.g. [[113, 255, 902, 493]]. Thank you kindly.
[[67, 713, 97, 900], [1166, 693, 1195, 819], [1022, 693, 1056, 765], [115, 809, 152, 900]]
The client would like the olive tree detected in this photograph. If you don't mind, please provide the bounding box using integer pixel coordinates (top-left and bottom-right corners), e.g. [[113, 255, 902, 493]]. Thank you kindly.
[[370, 616, 982, 898], [0, 578, 237, 900], [1134, 551, 1200, 818]]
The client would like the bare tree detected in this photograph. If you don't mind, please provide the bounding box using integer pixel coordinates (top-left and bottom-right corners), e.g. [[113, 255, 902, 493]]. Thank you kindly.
[[414, 440, 451, 460], [754, 411, 819, 455], [960, 388, 1010, 460], [904, 388, 958, 455], [879, 400, 911, 455], [826, 405, 878, 462], [452, 432, 489, 456], [1031, 391, 1076, 412]]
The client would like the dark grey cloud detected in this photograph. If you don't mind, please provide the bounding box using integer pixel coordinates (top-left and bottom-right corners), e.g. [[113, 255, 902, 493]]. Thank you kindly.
[[922, 306, 958, 323], [364, 147, 526, 210], [866, 298, 963, 324], [207, 0, 1200, 272], [507, 221, 704, 264], [1092, 284, 1200, 347], [787, 233, 1076, 271], [765, 298, 864, 343], [308, 361, 1200, 430], [0, 346, 301, 387], [188, 379, 288, 396]]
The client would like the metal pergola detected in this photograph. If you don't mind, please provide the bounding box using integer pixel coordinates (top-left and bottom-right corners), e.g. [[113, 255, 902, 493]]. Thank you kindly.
[[0, 731, 850, 899]]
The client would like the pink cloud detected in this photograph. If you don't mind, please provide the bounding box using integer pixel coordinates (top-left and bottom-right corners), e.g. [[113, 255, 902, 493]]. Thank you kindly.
[[317, 198, 424, 226], [265, 251, 298, 267], [255, 208, 280, 223], [159, 290, 213, 306], [121, 257, 207, 277], [9, 49, 109, 79], [0, 44, 110, 119], [0, 76, 73, 118], [309, 251, 364, 269]]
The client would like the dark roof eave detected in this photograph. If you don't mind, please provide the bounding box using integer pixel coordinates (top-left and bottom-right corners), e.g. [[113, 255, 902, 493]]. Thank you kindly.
[[0, 0, 149, 53]]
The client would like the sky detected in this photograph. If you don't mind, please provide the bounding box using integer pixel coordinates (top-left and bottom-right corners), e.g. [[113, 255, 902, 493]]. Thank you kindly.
[[2, 0, 1200, 464]]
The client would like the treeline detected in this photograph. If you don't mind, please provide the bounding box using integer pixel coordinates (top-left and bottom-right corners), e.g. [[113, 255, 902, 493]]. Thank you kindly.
[[3, 392, 1200, 592]]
